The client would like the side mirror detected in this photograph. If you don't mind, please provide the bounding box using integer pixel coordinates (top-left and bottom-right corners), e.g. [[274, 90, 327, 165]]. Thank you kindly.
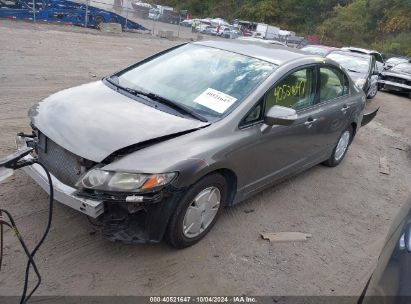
[[264, 105, 298, 126]]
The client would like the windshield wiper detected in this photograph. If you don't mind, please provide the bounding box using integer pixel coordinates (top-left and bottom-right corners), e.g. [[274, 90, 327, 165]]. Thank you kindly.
[[106, 76, 208, 122], [144, 92, 208, 122], [347, 69, 361, 73], [107, 76, 156, 102]]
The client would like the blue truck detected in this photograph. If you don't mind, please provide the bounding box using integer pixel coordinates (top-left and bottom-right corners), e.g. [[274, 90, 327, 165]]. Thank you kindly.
[[0, 0, 146, 30]]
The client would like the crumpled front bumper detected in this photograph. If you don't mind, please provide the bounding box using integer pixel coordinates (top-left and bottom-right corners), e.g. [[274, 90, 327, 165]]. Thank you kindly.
[[16, 135, 104, 218], [15, 134, 183, 243]]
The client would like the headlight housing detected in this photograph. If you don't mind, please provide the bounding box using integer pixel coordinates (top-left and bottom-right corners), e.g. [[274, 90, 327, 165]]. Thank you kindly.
[[355, 78, 366, 89], [76, 169, 177, 192]]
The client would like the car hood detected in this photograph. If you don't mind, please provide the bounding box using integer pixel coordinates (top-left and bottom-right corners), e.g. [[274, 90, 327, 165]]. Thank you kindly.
[[29, 81, 209, 162], [382, 71, 411, 81]]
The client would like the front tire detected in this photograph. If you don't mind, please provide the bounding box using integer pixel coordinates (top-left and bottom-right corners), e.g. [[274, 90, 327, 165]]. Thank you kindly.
[[165, 173, 227, 248], [323, 126, 353, 167]]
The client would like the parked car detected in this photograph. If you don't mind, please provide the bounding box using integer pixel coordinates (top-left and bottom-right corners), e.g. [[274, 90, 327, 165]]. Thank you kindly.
[[300, 45, 338, 57], [237, 37, 287, 47], [359, 197, 411, 303], [147, 8, 159, 20], [378, 62, 411, 98], [384, 57, 409, 70], [195, 23, 210, 33], [341, 47, 385, 73], [179, 19, 193, 27], [327, 50, 380, 99], [286, 35, 304, 46], [221, 29, 240, 39], [16, 40, 376, 248], [201, 26, 217, 35], [216, 26, 231, 36]]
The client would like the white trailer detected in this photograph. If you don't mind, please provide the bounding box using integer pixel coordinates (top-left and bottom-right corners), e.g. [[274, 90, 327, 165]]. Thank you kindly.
[[255, 23, 280, 39]]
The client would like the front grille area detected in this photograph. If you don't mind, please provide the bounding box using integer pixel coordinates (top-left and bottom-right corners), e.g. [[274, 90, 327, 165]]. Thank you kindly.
[[385, 76, 409, 85], [37, 132, 83, 187]]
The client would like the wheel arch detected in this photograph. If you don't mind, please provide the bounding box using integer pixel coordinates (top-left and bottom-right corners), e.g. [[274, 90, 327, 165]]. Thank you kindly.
[[351, 121, 357, 139], [183, 166, 238, 206], [211, 168, 237, 206]]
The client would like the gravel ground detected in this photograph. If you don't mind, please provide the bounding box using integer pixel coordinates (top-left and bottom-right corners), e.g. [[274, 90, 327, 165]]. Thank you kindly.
[[0, 20, 410, 297]]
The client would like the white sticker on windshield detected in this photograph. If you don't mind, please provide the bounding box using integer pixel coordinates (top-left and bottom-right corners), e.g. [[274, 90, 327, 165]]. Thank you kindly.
[[194, 88, 237, 114]]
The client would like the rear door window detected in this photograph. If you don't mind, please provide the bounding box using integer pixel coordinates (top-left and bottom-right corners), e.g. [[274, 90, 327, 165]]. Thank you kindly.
[[319, 67, 349, 102]]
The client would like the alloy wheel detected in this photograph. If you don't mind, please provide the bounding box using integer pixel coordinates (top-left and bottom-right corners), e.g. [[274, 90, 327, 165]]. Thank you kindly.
[[182, 186, 221, 238], [335, 130, 350, 161]]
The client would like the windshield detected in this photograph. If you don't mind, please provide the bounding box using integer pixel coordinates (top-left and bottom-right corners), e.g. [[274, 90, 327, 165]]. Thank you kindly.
[[116, 44, 276, 119], [327, 53, 370, 74], [391, 63, 411, 74]]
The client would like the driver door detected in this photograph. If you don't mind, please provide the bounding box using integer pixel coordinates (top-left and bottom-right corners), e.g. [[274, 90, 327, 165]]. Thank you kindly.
[[232, 65, 330, 198]]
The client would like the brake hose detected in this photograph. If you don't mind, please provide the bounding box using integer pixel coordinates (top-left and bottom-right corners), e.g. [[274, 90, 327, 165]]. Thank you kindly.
[[0, 160, 54, 304]]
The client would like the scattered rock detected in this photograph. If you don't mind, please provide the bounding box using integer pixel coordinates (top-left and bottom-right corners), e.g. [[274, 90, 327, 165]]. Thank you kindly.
[[379, 156, 390, 175], [261, 232, 312, 243], [390, 143, 410, 152]]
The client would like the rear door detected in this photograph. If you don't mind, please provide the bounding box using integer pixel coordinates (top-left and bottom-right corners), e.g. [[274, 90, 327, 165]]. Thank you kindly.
[[316, 65, 353, 147]]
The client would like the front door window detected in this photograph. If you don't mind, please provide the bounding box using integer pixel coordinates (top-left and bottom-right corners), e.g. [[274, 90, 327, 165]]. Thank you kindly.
[[265, 67, 316, 112]]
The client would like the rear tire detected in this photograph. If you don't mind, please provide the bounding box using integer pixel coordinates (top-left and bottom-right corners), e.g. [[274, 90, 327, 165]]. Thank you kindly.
[[367, 83, 378, 99], [94, 16, 104, 29], [165, 173, 227, 249], [323, 126, 353, 167]]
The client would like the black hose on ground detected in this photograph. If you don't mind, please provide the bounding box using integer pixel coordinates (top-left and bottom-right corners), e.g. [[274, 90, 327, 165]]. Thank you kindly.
[[0, 160, 54, 304]]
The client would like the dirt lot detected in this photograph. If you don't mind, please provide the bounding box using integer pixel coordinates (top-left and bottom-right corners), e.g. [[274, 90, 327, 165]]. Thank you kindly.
[[0, 20, 410, 297]]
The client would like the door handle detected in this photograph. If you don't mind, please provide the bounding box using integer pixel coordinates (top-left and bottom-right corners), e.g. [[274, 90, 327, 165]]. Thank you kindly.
[[341, 105, 350, 113], [304, 118, 317, 128]]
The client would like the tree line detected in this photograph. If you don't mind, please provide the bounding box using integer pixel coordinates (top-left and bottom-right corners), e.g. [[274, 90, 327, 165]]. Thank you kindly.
[[152, 0, 411, 56]]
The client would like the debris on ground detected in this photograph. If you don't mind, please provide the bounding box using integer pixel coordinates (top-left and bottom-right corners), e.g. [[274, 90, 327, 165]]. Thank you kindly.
[[261, 232, 312, 243], [390, 143, 410, 152], [379, 156, 390, 175]]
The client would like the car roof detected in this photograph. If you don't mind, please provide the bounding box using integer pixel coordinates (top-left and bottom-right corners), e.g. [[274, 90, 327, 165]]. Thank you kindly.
[[194, 40, 309, 65], [328, 50, 372, 60], [237, 37, 287, 46], [342, 46, 381, 55], [302, 45, 335, 50]]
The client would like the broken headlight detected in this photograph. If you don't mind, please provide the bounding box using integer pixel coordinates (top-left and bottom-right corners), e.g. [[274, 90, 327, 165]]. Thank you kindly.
[[76, 169, 176, 192]]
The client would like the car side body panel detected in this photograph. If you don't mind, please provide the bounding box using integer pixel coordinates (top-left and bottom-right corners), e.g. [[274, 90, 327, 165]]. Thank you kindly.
[[361, 198, 411, 302]]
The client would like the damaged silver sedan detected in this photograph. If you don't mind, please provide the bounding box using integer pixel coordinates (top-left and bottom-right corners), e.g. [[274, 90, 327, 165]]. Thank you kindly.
[[16, 40, 376, 248]]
